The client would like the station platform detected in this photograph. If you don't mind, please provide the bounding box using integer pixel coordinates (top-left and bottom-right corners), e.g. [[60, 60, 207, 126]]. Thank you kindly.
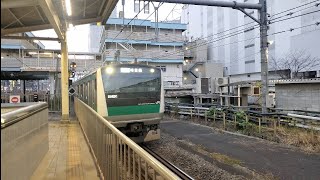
[[1, 101, 180, 180], [31, 120, 99, 180]]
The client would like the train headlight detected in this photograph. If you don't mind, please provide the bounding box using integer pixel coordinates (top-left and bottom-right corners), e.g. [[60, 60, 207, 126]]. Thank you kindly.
[[150, 68, 155, 73], [106, 67, 114, 74]]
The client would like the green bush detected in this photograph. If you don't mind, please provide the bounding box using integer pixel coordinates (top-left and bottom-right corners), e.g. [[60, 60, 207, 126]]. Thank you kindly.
[[207, 107, 222, 118], [236, 111, 256, 134]]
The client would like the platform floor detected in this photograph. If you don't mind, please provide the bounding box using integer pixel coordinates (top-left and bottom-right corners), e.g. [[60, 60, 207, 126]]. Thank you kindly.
[[31, 121, 99, 180]]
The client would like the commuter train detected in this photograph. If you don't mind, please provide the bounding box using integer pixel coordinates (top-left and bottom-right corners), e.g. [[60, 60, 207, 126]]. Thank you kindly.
[[73, 64, 164, 142]]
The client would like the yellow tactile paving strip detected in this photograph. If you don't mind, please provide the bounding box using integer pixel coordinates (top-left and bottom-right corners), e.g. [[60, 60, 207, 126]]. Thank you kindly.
[[67, 124, 84, 180], [31, 122, 99, 180]]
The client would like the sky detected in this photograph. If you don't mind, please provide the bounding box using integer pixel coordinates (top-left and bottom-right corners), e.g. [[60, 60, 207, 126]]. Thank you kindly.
[[32, 2, 183, 52]]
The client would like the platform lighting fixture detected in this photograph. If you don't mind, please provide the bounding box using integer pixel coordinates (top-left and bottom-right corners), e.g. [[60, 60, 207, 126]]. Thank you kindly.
[[33, 40, 39, 43], [1, 57, 4, 59], [66, 0, 72, 16], [195, 68, 199, 72], [150, 69, 155, 73], [184, 77, 187, 80]]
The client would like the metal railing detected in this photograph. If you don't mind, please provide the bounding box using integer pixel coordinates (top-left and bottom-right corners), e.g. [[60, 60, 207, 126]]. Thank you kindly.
[[106, 30, 184, 42], [104, 49, 184, 60], [1, 102, 48, 180], [74, 97, 180, 180], [1, 93, 65, 112], [166, 104, 320, 131], [1, 51, 103, 72]]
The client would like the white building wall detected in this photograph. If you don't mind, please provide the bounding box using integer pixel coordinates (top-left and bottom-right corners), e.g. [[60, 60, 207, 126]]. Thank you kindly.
[[151, 63, 183, 85], [88, 25, 104, 53], [181, 0, 320, 79]]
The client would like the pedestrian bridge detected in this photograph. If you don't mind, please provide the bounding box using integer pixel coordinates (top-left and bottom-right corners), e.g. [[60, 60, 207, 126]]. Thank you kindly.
[[1, 99, 180, 180]]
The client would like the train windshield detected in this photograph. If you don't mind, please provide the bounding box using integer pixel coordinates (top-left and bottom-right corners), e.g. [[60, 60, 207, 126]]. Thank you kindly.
[[101, 65, 161, 110]]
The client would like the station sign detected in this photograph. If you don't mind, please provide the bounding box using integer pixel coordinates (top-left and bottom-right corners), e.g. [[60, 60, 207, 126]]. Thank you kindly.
[[10, 95, 20, 103]]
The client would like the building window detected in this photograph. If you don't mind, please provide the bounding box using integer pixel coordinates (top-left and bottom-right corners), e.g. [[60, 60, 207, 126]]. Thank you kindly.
[[245, 60, 255, 64], [156, 66, 166, 72], [253, 87, 260, 95], [134, 0, 140, 13], [144, 2, 149, 14]]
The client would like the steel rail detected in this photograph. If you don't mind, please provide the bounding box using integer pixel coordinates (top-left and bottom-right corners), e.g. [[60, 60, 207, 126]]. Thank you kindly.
[[141, 144, 194, 180]]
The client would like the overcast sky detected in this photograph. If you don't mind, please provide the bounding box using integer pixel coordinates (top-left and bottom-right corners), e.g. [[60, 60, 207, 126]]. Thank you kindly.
[[32, 2, 183, 52]]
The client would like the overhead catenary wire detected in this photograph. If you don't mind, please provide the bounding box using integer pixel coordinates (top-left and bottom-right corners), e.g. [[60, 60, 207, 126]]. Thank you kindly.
[[153, 25, 261, 59], [269, 0, 320, 18], [180, 0, 319, 49], [269, 9, 320, 24], [268, 3, 319, 22], [186, 0, 319, 48], [154, 7, 320, 60], [122, 2, 165, 42], [153, 22, 319, 60], [105, 0, 319, 64], [109, 1, 154, 43]]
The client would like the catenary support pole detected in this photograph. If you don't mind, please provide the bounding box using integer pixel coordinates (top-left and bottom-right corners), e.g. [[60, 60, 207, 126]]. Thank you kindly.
[[147, 0, 262, 9], [61, 33, 69, 121], [147, 0, 268, 113], [259, 0, 268, 114]]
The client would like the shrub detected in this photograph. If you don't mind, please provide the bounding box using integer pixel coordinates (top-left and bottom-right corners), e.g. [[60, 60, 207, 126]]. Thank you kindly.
[[236, 111, 256, 134]]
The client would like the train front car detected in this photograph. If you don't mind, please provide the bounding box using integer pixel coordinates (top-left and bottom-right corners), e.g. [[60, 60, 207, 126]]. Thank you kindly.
[[100, 64, 163, 142]]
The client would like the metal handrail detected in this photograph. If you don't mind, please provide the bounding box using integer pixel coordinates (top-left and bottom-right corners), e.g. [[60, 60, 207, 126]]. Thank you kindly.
[[1, 102, 48, 128], [166, 104, 320, 131], [75, 97, 180, 179], [287, 113, 320, 121]]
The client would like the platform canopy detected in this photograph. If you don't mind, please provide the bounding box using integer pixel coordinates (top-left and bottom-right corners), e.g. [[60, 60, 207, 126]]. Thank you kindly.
[[1, 71, 49, 80], [1, 0, 119, 39]]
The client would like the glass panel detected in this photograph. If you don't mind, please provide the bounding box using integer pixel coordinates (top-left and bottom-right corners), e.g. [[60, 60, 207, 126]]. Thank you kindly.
[[101, 65, 161, 107]]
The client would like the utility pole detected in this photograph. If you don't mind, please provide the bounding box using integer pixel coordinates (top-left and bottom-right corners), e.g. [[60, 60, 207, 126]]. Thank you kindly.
[[122, 0, 125, 25], [151, 2, 161, 41], [259, 0, 269, 114], [147, 0, 269, 113]]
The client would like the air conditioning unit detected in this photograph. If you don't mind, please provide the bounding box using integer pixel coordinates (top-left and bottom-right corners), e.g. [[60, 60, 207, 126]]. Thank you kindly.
[[213, 77, 228, 93], [267, 93, 275, 108]]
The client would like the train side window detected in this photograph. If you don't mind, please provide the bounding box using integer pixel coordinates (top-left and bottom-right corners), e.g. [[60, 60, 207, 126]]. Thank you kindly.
[[80, 85, 83, 98]]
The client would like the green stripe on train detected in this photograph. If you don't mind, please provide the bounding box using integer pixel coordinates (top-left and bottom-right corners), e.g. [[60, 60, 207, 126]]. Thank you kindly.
[[107, 104, 160, 116]]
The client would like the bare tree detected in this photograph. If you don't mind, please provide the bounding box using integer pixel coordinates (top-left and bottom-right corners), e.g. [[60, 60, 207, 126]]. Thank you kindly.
[[270, 49, 320, 79]]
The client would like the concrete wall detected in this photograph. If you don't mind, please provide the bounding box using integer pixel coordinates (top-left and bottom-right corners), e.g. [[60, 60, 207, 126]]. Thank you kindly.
[[1, 105, 48, 180], [204, 62, 223, 79], [275, 83, 320, 111], [151, 63, 183, 85]]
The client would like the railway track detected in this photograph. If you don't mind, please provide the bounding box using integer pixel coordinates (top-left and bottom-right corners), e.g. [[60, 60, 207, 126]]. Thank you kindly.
[[141, 144, 194, 180]]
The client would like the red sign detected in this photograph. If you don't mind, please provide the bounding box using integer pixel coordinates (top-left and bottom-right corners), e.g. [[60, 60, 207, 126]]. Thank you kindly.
[[10, 95, 20, 103], [11, 97, 19, 103]]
